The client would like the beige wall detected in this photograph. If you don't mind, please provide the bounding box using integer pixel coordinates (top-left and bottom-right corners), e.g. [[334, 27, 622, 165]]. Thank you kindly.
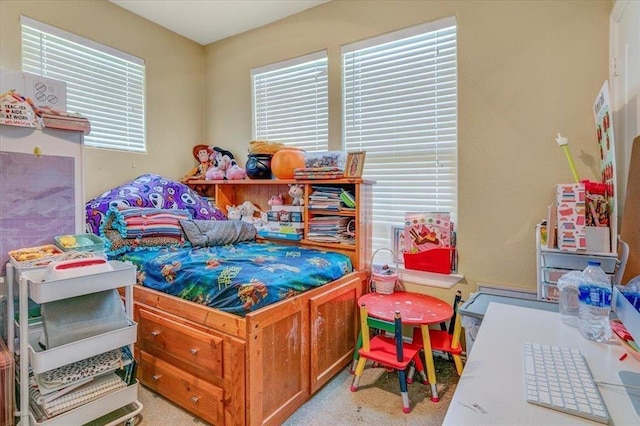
[[204, 0, 613, 295], [1, 0, 614, 296], [0, 0, 205, 199]]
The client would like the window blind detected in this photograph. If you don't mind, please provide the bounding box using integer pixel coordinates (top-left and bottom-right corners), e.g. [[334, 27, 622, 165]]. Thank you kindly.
[[21, 16, 146, 152], [252, 51, 328, 151], [343, 17, 458, 255]]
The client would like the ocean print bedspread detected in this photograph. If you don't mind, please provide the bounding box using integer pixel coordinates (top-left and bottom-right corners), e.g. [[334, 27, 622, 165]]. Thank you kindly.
[[118, 242, 353, 316]]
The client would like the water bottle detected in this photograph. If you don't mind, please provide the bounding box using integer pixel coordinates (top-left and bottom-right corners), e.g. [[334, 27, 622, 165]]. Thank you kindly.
[[578, 261, 612, 342], [557, 270, 581, 327]]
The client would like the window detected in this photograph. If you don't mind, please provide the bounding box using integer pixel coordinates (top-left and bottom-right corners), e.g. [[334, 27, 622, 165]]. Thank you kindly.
[[21, 16, 146, 152], [252, 51, 328, 151], [343, 17, 458, 259]]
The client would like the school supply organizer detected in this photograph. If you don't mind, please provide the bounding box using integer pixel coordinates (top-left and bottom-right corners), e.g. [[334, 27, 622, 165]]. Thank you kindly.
[[370, 248, 402, 294], [403, 247, 455, 274], [402, 212, 455, 274]]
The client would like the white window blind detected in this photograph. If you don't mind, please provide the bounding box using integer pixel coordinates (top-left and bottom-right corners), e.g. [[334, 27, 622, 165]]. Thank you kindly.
[[252, 51, 328, 151], [21, 16, 146, 152], [343, 17, 458, 255]]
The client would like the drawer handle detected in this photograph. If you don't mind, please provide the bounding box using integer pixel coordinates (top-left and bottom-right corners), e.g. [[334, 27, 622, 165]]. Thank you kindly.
[[152, 374, 162, 381], [151, 330, 160, 337], [190, 348, 199, 355], [191, 396, 200, 403]]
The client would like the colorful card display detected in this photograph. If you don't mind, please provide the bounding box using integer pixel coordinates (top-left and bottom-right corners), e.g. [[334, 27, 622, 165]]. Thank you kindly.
[[403, 212, 452, 254]]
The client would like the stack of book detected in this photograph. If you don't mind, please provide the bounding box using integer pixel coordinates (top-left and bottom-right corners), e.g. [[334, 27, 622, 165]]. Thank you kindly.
[[307, 216, 353, 244], [259, 205, 304, 241], [309, 187, 356, 211]]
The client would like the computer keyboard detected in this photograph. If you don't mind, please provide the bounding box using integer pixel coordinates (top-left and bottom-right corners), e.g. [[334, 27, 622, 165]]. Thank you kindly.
[[522, 342, 610, 424]]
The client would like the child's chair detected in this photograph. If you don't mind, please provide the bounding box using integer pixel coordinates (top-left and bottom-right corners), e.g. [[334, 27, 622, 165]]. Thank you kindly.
[[350, 304, 425, 413], [410, 291, 465, 376]]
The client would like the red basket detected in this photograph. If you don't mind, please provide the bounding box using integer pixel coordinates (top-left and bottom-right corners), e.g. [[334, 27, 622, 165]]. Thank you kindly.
[[403, 248, 453, 274]]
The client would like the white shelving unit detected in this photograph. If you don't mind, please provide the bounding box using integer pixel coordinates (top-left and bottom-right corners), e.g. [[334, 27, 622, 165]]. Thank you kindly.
[[6, 260, 142, 425], [535, 225, 620, 302]]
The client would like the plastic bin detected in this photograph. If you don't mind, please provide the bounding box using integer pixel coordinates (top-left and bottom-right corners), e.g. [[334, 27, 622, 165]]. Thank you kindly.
[[55, 233, 105, 252], [459, 292, 558, 354]]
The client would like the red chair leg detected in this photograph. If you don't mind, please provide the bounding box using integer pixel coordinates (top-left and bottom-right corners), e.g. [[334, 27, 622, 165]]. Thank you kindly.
[[412, 353, 429, 385]]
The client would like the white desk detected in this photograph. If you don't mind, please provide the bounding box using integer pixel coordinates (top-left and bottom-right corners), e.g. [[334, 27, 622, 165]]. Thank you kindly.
[[444, 303, 640, 425]]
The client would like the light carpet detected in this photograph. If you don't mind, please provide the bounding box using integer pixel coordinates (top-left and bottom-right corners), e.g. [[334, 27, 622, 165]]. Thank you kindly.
[[132, 355, 459, 425]]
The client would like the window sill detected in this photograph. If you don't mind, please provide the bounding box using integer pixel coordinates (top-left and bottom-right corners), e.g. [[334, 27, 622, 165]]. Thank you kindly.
[[398, 268, 464, 289]]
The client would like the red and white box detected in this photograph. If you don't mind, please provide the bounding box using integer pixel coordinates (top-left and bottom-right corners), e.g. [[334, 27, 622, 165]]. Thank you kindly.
[[556, 183, 586, 251]]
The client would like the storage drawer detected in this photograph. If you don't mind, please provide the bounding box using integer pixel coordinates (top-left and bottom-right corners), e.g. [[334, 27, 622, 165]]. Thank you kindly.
[[541, 251, 617, 273], [137, 309, 223, 379], [542, 283, 559, 302], [542, 267, 614, 285], [139, 351, 224, 426], [543, 268, 571, 284]]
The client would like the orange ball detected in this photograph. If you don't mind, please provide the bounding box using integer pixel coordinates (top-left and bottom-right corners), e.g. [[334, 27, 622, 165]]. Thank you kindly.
[[271, 148, 305, 179]]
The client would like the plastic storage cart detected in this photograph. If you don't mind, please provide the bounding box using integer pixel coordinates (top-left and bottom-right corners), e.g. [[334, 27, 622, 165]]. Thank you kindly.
[[6, 260, 143, 426], [459, 292, 558, 354]]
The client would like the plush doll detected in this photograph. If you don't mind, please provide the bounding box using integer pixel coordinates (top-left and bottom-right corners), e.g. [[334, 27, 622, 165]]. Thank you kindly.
[[288, 184, 305, 206], [226, 160, 247, 180], [238, 200, 262, 223], [226, 205, 242, 220], [182, 144, 213, 182], [253, 211, 269, 231], [205, 166, 225, 180], [268, 194, 284, 206]]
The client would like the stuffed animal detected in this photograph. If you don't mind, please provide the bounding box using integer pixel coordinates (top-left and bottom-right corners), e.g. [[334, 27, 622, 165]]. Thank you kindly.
[[268, 194, 284, 206], [238, 200, 262, 223], [288, 184, 305, 206], [253, 211, 269, 231], [182, 144, 213, 182], [226, 161, 247, 180], [205, 166, 225, 181], [201, 147, 246, 180], [226, 205, 242, 220]]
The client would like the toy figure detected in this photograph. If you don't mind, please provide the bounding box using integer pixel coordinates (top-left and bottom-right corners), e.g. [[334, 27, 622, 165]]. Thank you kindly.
[[226, 160, 247, 180], [238, 200, 262, 223], [288, 184, 305, 206], [268, 194, 284, 206], [226, 205, 242, 220], [205, 166, 225, 180], [182, 145, 213, 182]]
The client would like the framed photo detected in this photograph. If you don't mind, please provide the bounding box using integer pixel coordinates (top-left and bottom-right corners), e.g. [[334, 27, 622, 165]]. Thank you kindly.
[[392, 225, 405, 263], [345, 151, 366, 177]]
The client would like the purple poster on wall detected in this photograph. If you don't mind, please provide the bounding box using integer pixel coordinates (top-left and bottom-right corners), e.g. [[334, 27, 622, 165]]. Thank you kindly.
[[0, 151, 76, 274]]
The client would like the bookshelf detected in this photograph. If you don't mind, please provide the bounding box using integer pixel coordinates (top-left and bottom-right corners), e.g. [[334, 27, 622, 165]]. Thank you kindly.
[[187, 178, 374, 271]]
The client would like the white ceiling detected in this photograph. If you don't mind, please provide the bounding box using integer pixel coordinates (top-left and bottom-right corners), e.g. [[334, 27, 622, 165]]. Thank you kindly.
[[109, 0, 329, 45]]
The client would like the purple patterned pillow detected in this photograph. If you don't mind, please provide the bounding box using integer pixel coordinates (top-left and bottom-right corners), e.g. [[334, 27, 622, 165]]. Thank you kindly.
[[86, 174, 226, 235]]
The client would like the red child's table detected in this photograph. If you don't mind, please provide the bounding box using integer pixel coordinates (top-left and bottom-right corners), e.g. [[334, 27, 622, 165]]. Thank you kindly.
[[357, 291, 453, 401]]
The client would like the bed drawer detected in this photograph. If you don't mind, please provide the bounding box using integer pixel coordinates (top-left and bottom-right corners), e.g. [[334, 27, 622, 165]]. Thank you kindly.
[[139, 350, 224, 425], [137, 308, 223, 379]]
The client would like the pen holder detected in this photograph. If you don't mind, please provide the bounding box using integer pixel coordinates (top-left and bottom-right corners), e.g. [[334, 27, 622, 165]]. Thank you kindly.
[[370, 248, 402, 295]]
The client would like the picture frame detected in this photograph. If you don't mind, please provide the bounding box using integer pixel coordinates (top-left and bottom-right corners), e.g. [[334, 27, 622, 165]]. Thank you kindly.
[[345, 151, 366, 177], [392, 225, 405, 264]]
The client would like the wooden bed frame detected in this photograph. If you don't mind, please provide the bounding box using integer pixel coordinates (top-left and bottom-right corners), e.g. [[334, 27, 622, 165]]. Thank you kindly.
[[131, 269, 367, 425]]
